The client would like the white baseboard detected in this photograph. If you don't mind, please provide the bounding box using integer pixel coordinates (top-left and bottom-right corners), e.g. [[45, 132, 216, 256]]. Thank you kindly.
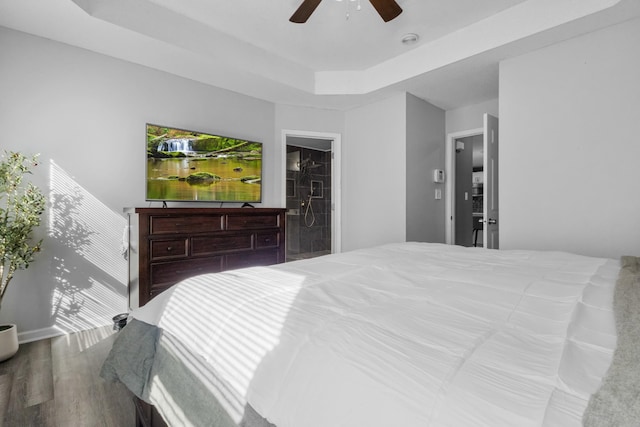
[[18, 326, 65, 344], [17, 321, 112, 344]]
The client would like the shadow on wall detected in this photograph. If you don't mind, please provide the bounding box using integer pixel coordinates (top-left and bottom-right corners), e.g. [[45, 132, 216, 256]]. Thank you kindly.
[[48, 160, 128, 334], [50, 187, 94, 320]]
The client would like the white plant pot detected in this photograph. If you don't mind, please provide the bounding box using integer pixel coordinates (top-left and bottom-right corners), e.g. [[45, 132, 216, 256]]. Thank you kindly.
[[0, 324, 19, 362]]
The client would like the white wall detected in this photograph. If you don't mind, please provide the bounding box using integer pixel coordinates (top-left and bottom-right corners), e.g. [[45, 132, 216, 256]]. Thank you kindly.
[[1, 28, 437, 340], [343, 94, 407, 251], [446, 99, 498, 135], [406, 94, 446, 243], [499, 18, 640, 259], [0, 27, 277, 341], [13, 15, 633, 340], [275, 104, 344, 136], [274, 103, 345, 200]]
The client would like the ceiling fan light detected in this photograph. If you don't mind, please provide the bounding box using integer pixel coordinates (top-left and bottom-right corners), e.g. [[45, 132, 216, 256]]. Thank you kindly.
[[401, 33, 419, 45]]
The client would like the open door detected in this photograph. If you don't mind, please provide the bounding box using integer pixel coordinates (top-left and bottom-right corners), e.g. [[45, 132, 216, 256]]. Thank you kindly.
[[483, 114, 499, 249]]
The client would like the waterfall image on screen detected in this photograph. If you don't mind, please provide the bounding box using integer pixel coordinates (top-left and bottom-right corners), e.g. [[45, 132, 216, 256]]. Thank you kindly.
[[146, 124, 262, 202]]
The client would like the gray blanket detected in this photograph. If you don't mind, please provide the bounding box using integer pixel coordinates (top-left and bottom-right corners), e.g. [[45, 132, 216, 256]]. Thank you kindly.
[[100, 319, 275, 427], [583, 256, 640, 426]]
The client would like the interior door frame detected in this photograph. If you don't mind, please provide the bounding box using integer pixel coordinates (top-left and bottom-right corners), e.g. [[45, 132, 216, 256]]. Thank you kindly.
[[445, 127, 483, 245], [483, 113, 499, 249], [281, 129, 342, 254]]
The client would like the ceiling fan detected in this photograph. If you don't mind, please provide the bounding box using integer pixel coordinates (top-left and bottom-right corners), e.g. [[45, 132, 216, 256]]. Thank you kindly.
[[290, 0, 402, 23]]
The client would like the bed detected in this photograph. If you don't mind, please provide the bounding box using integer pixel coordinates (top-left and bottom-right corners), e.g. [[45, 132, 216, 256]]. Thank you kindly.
[[101, 242, 640, 426]]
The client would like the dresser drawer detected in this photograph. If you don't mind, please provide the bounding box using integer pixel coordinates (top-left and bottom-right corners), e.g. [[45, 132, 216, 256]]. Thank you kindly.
[[226, 249, 280, 270], [192, 234, 253, 256], [255, 232, 280, 249], [150, 257, 223, 286], [150, 238, 188, 260], [134, 208, 286, 307], [227, 214, 280, 230], [150, 215, 223, 234]]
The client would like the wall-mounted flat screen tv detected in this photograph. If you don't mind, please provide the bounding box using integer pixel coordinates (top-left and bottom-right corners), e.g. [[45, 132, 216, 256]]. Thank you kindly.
[[146, 124, 262, 203]]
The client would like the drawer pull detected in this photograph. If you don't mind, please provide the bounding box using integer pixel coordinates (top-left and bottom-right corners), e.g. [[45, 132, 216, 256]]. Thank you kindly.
[[166, 247, 173, 251]]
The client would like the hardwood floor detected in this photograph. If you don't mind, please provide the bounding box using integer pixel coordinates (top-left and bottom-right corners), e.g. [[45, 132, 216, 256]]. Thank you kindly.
[[0, 326, 135, 427]]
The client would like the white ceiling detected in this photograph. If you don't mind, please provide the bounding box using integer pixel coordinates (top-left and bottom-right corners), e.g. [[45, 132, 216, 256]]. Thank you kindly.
[[146, 0, 527, 71], [1, 0, 638, 111]]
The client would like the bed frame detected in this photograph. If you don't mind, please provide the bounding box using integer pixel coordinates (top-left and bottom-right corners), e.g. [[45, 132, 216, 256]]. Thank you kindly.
[[135, 398, 167, 427]]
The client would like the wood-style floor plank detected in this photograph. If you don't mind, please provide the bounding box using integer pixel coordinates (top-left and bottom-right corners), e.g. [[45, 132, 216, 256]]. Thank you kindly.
[[0, 326, 135, 427]]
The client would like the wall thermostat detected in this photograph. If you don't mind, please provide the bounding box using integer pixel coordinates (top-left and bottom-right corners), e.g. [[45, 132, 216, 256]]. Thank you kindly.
[[433, 169, 445, 183]]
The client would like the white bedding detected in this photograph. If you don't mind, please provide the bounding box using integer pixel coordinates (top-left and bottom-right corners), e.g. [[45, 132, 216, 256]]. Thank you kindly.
[[131, 242, 618, 427]]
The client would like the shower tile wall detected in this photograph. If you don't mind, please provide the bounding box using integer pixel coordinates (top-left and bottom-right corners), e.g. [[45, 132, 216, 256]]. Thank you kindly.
[[286, 145, 331, 260]]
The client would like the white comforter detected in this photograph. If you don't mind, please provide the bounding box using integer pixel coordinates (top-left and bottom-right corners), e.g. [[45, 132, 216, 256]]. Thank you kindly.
[[132, 242, 618, 427]]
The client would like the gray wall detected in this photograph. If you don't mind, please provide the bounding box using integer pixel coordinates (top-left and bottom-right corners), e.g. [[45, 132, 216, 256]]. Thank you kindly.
[[342, 93, 447, 251], [499, 18, 640, 259], [406, 93, 446, 243]]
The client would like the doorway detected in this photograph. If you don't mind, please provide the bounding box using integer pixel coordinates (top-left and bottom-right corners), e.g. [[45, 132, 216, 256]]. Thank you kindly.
[[453, 134, 484, 247], [282, 130, 341, 261], [445, 114, 499, 249]]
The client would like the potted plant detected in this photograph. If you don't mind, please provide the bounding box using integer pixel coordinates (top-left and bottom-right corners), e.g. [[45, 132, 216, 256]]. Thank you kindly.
[[0, 151, 45, 362]]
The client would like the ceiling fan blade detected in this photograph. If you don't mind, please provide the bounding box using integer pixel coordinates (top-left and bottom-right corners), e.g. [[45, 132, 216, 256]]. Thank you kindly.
[[369, 0, 402, 22], [290, 0, 323, 23]]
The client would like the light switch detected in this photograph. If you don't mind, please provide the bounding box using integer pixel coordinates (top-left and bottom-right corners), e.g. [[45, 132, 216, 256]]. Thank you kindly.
[[435, 188, 442, 200]]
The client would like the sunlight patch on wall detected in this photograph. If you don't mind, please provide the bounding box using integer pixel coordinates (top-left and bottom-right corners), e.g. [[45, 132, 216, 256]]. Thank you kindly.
[[49, 160, 128, 333]]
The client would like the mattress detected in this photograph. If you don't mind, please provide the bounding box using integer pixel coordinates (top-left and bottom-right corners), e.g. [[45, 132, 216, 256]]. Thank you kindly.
[[106, 242, 623, 426]]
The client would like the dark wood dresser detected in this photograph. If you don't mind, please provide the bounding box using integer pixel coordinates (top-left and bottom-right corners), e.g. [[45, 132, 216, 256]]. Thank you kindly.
[[127, 207, 286, 308]]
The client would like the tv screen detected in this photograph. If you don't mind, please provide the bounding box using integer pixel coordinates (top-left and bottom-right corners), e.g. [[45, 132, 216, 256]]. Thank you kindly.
[[146, 124, 262, 203]]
